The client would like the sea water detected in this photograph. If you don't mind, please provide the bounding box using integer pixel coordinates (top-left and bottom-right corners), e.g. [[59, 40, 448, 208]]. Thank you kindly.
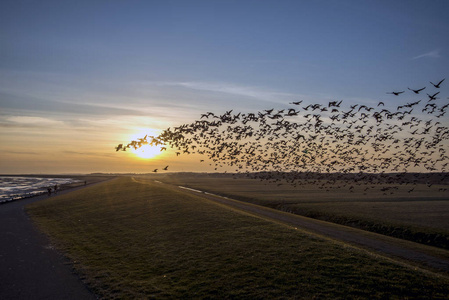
[[0, 176, 82, 204]]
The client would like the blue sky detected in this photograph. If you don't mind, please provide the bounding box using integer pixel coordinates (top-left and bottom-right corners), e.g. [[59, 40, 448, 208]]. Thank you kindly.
[[1, 0, 448, 173]]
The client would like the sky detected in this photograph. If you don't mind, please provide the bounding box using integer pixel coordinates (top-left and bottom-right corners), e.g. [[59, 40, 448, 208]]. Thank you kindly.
[[1, 0, 448, 174]]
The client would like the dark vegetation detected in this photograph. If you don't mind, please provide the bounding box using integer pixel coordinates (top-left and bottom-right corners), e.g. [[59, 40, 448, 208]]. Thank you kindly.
[[277, 205, 449, 250]]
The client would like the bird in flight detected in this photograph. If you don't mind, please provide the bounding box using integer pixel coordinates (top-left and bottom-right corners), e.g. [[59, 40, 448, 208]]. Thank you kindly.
[[116, 78, 449, 194], [430, 78, 445, 88], [427, 92, 440, 101], [387, 91, 404, 96], [408, 87, 426, 94]]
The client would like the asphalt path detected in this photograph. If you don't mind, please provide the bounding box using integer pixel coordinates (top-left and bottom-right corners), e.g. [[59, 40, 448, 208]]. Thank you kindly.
[[0, 184, 98, 300]]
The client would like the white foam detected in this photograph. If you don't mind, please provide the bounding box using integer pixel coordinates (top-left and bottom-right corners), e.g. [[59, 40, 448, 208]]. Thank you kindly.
[[0, 176, 82, 202]]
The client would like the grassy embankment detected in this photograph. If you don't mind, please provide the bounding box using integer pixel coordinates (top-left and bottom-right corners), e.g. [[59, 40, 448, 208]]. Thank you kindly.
[[28, 177, 448, 299], [149, 173, 449, 249]]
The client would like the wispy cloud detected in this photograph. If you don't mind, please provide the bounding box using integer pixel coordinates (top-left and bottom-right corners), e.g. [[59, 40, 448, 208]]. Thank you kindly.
[[0, 90, 149, 117], [412, 49, 441, 60], [6, 116, 65, 126], [62, 150, 115, 158], [8, 151, 39, 155], [72, 116, 171, 132], [147, 81, 297, 102]]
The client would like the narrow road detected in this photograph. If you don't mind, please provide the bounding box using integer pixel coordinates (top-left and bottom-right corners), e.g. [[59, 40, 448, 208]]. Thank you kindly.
[[0, 184, 99, 299], [163, 182, 449, 276]]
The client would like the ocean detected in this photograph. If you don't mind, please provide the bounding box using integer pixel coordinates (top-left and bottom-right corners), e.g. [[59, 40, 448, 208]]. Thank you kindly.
[[0, 176, 82, 204]]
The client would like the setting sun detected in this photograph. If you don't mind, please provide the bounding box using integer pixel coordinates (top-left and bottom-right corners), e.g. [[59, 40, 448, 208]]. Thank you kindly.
[[131, 144, 162, 159]]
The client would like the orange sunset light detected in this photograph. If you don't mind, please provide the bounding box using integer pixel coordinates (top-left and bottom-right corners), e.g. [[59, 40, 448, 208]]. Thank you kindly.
[[127, 129, 164, 160], [131, 144, 163, 159]]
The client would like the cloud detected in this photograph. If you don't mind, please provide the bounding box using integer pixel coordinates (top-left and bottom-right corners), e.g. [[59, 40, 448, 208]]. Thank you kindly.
[[412, 49, 441, 60], [8, 151, 39, 155], [6, 116, 65, 126], [149, 81, 297, 102], [0, 91, 148, 117], [62, 150, 115, 158]]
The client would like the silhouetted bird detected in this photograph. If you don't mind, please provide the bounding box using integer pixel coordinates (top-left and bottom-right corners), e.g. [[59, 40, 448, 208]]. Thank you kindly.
[[430, 78, 445, 88], [408, 87, 426, 94], [427, 92, 440, 101], [117, 78, 449, 193], [386, 91, 404, 96]]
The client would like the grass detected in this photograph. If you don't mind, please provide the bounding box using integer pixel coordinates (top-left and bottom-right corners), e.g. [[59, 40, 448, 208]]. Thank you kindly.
[[152, 173, 449, 249], [281, 201, 449, 249], [27, 177, 449, 299]]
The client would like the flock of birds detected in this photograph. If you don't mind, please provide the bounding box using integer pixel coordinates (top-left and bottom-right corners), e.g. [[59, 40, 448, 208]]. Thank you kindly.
[[117, 79, 449, 193]]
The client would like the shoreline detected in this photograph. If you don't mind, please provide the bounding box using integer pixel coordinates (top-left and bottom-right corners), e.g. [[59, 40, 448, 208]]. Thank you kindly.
[[0, 180, 85, 205], [0, 175, 114, 205], [0, 177, 115, 299]]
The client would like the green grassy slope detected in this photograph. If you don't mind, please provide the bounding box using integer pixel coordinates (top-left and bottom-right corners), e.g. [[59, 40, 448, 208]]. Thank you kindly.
[[153, 174, 449, 249], [27, 177, 449, 299]]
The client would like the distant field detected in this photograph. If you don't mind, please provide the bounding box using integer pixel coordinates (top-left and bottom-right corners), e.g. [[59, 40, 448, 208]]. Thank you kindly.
[[61, 175, 114, 189], [27, 177, 449, 299], [150, 173, 449, 249]]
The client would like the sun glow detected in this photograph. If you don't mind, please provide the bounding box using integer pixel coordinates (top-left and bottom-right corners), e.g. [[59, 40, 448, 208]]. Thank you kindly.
[[131, 144, 163, 159]]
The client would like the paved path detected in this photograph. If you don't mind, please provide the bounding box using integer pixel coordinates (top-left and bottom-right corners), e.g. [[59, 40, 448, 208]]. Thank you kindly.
[[0, 186, 97, 299]]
